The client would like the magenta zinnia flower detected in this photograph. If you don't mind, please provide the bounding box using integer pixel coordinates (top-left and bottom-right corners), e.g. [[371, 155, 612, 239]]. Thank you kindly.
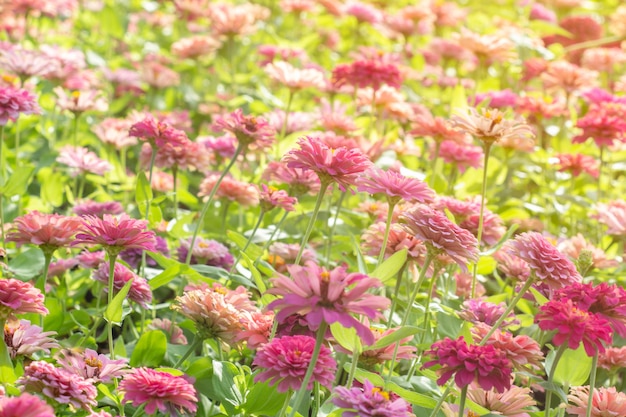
[[17, 361, 97, 411], [357, 167, 435, 205], [0, 393, 55, 417], [129, 114, 188, 148], [119, 367, 198, 416], [331, 59, 402, 91], [73, 214, 157, 255], [253, 335, 336, 392], [0, 279, 47, 321], [423, 336, 512, 393], [56, 348, 129, 383], [266, 262, 389, 345], [399, 205, 479, 272], [536, 299, 613, 356], [0, 86, 41, 125], [333, 379, 414, 417], [283, 136, 372, 192], [212, 109, 275, 150], [505, 232, 581, 289], [6, 211, 82, 254]]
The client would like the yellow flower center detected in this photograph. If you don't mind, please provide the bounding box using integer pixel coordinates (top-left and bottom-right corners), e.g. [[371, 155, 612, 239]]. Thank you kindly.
[[320, 271, 330, 283], [85, 357, 103, 369], [71, 90, 81, 99], [371, 387, 390, 401], [1, 74, 16, 84], [213, 286, 228, 295]]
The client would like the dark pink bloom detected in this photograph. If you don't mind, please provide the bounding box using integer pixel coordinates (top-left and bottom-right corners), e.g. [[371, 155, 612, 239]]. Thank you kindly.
[[436, 140, 483, 173], [331, 60, 402, 91], [556, 153, 600, 178], [17, 361, 97, 410], [92, 263, 153, 308], [474, 89, 518, 109], [253, 335, 336, 392], [573, 102, 626, 147], [73, 200, 124, 217], [536, 299, 613, 356], [129, 115, 188, 148], [6, 211, 82, 252], [333, 379, 414, 417], [399, 205, 479, 272], [472, 324, 543, 371], [0, 86, 40, 125], [73, 214, 157, 255], [266, 262, 389, 345], [0, 279, 47, 321], [212, 109, 275, 150], [47, 258, 79, 278], [423, 336, 512, 393], [505, 232, 581, 289], [56, 348, 129, 383], [283, 136, 372, 192], [0, 393, 55, 417], [259, 184, 298, 212], [119, 367, 198, 416], [357, 167, 435, 205], [4, 319, 58, 359]]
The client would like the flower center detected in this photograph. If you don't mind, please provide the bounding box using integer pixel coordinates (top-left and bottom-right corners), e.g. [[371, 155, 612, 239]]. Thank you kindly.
[[85, 356, 103, 369], [371, 387, 390, 401]]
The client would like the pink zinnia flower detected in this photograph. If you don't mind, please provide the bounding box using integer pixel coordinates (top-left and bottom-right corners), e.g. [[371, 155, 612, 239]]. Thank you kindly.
[[17, 360, 97, 410], [333, 379, 414, 417], [558, 234, 618, 270], [331, 59, 402, 91], [467, 385, 536, 417], [92, 117, 138, 149], [119, 367, 198, 416], [129, 115, 188, 148], [73, 214, 157, 255], [344, 1, 382, 24], [423, 336, 512, 393], [536, 299, 612, 356], [148, 318, 188, 345], [56, 348, 129, 383], [282, 136, 372, 192], [176, 237, 233, 269], [4, 319, 58, 359], [505, 232, 581, 289], [359, 326, 416, 365], [0, 279, 47, 321], [595, 200, 626, 236], [171, 35, 221, 59], [54, 87, 107, 114], [411, 114, 470, 144], [0, 393, 55, 417], [75, 250, 106, 269], [567, 386, 626, 417], [212, 109, 275, 150], [0, 86, 40, 125], [198, 174, 260, 207], [262, 160, 321, 196], [139, 140, 210, 172], [267, 242, 317, 273], [472, 324, 543, 371], [357, 167, 435, 205], [598, 346, 626, 371], [73, 200, 124, 218], [237, 310, 274, 349], [451, 107, 534, 145], [6, 211, 82, 253], [120, 235, 169, 270], [56, 146, 112, 177], [259, 184, 298, 212], [573, 102, 626, 147], [459, 299, 517, 327], [266, 262, 389, 345], [474, 89, 518, 109], [399, 205, 479, 272], [555, 153, 600, 178], [265, 61, 326, 91], [362, 222, 427, 263], [493, 250, 531, 282], [435, 140, 484, 173], [92, 263, 153, 308], [253, 335, 336, 392]]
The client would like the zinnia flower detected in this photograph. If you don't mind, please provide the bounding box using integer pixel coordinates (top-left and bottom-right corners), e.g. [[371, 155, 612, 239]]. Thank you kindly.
[[129, 115, 188, 148], [282, 136, 371, 192], [212, 109, 275, 150], [4, 319, 58, 359], [119, 367, 198, 416], [399, 205, 479, 272], [459, 299, 518, 327], [262, 160, 321, 196], [73, 200, 124, 218], [567, 386, 626, 417], [357, 167, 435, 205], [331, 59, 402, 91], [0, 279, 47, 321], [266, 262, 389, 345], [148, 318, 188, 345], [6, 211, 82, 254], [253, 335, 336, 392], [56, 348, 129, 383], [598, 346, 626, 371], [451, 107, 534, 145], [467, 385, 536, 417], [472, 324, 543, 371], [423, 336, 512, 393], [56, 146, 112, 177], [0, 85, 40, 125], [92, 263, 152, 308], [198, 174, 260, 207], [17, 360, 97, 411], [556, 153, 600, 178], [333, 379, 415, 417], [73, 214, 157, 256], [176, 237, 234, 269], [265, 61, 326, 91], [0, 393, 55, 417], [594, 200, 626, 236], [259, 184, 298, 212]]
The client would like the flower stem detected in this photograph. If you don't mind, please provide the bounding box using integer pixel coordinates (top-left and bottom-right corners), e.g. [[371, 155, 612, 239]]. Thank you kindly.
[[107, 253, 118, 359], [73, 114, 79, 147], [430, 141, 442, 189], [545, 344, 568, 417], [471, 141, 492, 299], [458, 385, 468, 417], [377, 202, 396, 266], [346, 350, 360, 388], [429, 385, 452, 417], [294, 181, 330, 266], [174, 336, 203, 368], [288, 322, 328, 417], [254, 210, 289, 266], [386, 263, 407, 329], [277, 90, 294, 158], [172, 164, 178, 219], [597, 146, 604, 203], [36, 252, 53, 326], [231, 210, 265, 273], [278, 390, 292, 417], [186, 144, 244, 265], [0, 126, 5, 181], [324, 192, 346, 266], [479, 277, 534, 345], [586, 350, 598, 417]]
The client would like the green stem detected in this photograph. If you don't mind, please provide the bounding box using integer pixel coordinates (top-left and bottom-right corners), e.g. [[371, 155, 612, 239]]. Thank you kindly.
[[254, 210, 289, 266], [597, 146, 604, 203], [140, 147, 158, 274], [0, 195, 5, 257], [429, 386, 452, 417], [0, 318, 15, 385], [386, 263, 407, 329], [288, 322, 328, 417], [346, 350, 360, 388], [365, 89, 377, 139], [36, 251, 53, 302], [471, 141, 492, 299], [231, 210, 265, 273], [586, 350, 598, 417], [73, 114, 79, 147], [172, 165, 178, 219], [130, 403, 146, 417], [174, 336, 203, 368], [294, 181, 330, 266], [0, 126, 5, 181], [277, 391, 292, 417], [377, 202, 396, 266], [277, 91, 294, 159], [324, 192, 346, 265], [458, 385, 468, 417], [186, 144, 244, 265], [106, 253, 118, 359], [545, 344, 568, 417], [564, 35, 625, 52], [14, 121, 20, 169], [430, 140, 442, 188]]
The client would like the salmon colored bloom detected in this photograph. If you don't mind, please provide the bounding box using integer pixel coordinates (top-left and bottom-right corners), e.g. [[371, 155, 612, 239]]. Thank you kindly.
[[573, 102, 626, 147], [283, 135, 372, 192], [176, 237, 234, 269], [148, 318, 188, 345], [451, 108, 534, 145], [266, 262, 389, 345], [259, 184, 297, 212], [73, 214, 157, 256], [357, 167, 435, 205], [359, 326, 416, 365], [119, 367, 198, 416], [557, 234, 618, 270], [0, 85, 40, 125], [265, 61, 326, 91], [0, 393, 55, 417], [54, 87, 107, 114], [411, 114, 470, 144], [598, 346, 626, 371], [555, 153, 600, 178], [198, 174, 260, 206], [333, 379, 415, 417], [467, 385, 536, 417], [92, 117, 137, 149], [453, 27, 516, 63], [7, 211, 82, 253], [472, 324, 543, 371], [541, 61, 598, 96], [253, 335, 336, 392], [0, 279, 47, 321], [171, 35, 221, 59], [362, 222, 427, 263], [567, 386, 626, 417], [262, 161, 321, 196]]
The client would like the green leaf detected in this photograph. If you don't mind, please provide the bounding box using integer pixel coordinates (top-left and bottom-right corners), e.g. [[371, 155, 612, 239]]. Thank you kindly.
[[135, 172, 153, 218], [39, 169, 65, 207], [476, 255, 496, 275], [330, 322, 362, 353], [7, 248, 44, 280], [370, 249, 407, 283], [149, 264, 181, 290], [227, 230, 264, 260], [130, 331, 167, 367], [366, 326, 421, 350], [450, 84, 468, 115], [480, 224, 519, 256], [1, 164, 34, 197], [240, 253, 265, 293], [104, 278, 133, 325], [211, 361, 244, 414], [241, 381, 289, 416], [529, 287, 549, 306], [550, 345, 592, 386], [0, 331, 16, 384], [97, 383, 119, 405]]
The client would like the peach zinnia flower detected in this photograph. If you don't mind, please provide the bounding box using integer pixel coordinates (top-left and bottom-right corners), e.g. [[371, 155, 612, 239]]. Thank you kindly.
[[265, 61, 326, 91], [171, 35, 221, 59], [56, 348, 129, 384], [594, 200, 626, 236], [451, 107, 534, 145], [198, 174, 260, 207], [567, 386, 626, 417], [7, 211, 82, 253], [73, 214, 157, 256], [541, 61, 598, 97], [57, 146, 112, 177], [467, 385, 536, 417], [453, 27, 516, 63]]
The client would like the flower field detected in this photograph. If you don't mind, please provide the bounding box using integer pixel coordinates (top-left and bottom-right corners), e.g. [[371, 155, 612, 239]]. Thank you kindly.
[[1, 0, 626, 416]]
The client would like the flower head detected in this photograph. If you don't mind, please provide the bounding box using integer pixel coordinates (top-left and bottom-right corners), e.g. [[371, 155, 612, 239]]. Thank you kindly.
[[423, 336, 512, 393], [212, 109, 275, 150], [176, 237, 234, 269], [54, 87, 107, 114], [0, 86, 40, 125], [259, 184, 298, 212], [333, 379, 415, 417], [262, 160, 321, 196], [283, 136, 371, 192], [0, 393, 55, 417], [129, 115, 188, 148], [265, 61, 326, 91], [467, 385, 536, 417], [594, 200, 626, 236], [598, 346, 626, 371], [567, 386, 626, 417], [472, 324, 543, 371], [331, 59, 402, 91], [4, 319, 58, 359], [357, 167, 435, 205], [253, 335, 336, 392], [73, 200, 124, 218], [92, 263, 153, 308], [556, 153, 600, 178], [0, 279, 47, 321], [73, 214, 157, 255], [56, 348, 129, 383], [451, 108, 534, 145], [57, 146, 112, 177], [7, 211, 82, 253], [148, 318, 188, 345], [459, 299, 518, 327], [198, 174, 260, 207], [119, 367, 198, 416]]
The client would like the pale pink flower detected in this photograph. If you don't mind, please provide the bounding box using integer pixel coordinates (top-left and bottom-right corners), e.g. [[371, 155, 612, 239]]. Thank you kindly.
[[56, 348, 129, 383], [598, 346, 626, 371], [581, 47, 626, 72], [47, 258, 79, 278], [343, 1, 382, 24], [333, 379, 415, 417], [0, 48, 56, 80], [171, 35, 221, 59], [139, 61, 180, 89], [57, 146, 112, 177], [610, 5, 626, 37], [267, 262, 389, 345], [207, 3, 268, 37], [262, 160, 321, 196], [259, 184, 297, 212], [595, 200, 626, 236], [557, 234, 618, 270], [0, 393, 55, 417], [467, 385, 536, 417], [17, 361, 97, 410], [148, 318, 188, 345], [265, 110, 315, 135], [472, 324, 543, 371], [176, 237, 233, 269], [4, 319, 58, 359], [0, 86, 40, 125], [411, 114, 470, 144], [451, 108, 534, 145], [567, 386, 626, 417], [493, 250, 531, 281], [265, 61, 326, 91], [198, 174, 259, 206], [455, 272, 486, 298], [555, 153, 599, 178], [332, 59, 402, 91], [459, 299, 517, 327], [92, 263, 153, 308], [541, 61, 598, 96], [267, 242, 317, 273], [73, 200, 124, 218], [75, 250, 106, 269], [0, 279, 47, 321], [119, 368, 197, 416], [199, 134, 237, 159], [474, 89, 518, 109], [7, 211, 82, 251], [453, 27, 516, 63], [360, 326, 416, 365], [54, 87, 107, 114], [236, 310, 274, 349], [139, 140, 210, 172], [357, 167, 435, 205], [150, 170, 174, 193], [318, 100, 358, 134], [92, 118, 137, 149], [73, 214, 157, 255]]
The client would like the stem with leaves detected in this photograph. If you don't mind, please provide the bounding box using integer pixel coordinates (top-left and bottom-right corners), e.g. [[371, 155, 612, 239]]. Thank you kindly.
[[471, 141, 492, 298], [586, 350, 598, 417], [544, 344, 568, 417], [294, 181, 330, 266], [106, 252, 118, 359]]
